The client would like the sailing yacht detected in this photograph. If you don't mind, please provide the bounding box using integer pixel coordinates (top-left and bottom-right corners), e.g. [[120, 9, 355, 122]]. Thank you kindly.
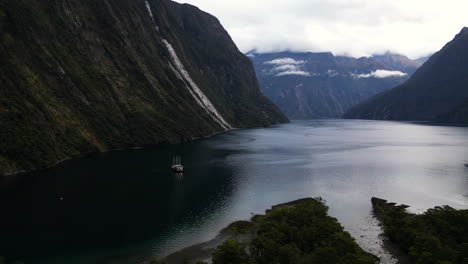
[[171, 156, 184, 172]]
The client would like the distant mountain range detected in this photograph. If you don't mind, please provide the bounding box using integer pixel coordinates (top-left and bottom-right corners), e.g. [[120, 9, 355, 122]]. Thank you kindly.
[[0, 0, 287, 174], [345, 27, 468, 123], [414, 55, 432, 64], [248, 51, 423, 118]]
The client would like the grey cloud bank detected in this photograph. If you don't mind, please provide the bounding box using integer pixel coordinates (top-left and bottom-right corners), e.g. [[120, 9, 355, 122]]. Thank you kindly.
[[173, 0, 467, 59]]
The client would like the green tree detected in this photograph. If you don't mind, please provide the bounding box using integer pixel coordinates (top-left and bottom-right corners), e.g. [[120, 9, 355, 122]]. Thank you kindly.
[[250, 200, 377, 264], [373, 199, 468, 264], [212, 239, 250, 264]]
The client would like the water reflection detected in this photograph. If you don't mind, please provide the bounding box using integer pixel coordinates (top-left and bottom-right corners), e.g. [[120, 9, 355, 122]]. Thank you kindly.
[[0, 143, 240, 263], [1, 120, 468, 264], [174, 172, 184, 180]]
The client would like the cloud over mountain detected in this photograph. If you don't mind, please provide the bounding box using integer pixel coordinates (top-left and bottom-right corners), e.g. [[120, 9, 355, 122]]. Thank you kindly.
[[173, 0, 467, 58], [264, 57, 311, 76], [353, 70, 408, 79]]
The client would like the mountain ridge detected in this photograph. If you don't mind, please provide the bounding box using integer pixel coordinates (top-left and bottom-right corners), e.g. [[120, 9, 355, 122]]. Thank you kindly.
[[0, 0, 287, 175], [248, 51, 421, 118], [344, 27, 468, 123]]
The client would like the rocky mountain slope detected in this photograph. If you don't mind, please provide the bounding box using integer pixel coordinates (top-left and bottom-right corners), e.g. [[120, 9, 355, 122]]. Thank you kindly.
[[0, 0, 287, 174], [344, 27, 468, 123], [248, 51, 422, 118]]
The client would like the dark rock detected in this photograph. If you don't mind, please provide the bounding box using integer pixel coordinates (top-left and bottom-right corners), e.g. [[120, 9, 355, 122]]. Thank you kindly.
[[0, 0, 287, 174]]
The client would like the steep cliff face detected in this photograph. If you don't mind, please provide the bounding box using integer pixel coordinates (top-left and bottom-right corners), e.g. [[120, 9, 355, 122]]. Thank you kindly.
[[248, 51, 421, 118], [344, 27, 468, 123], [0, 0, 287, 174]]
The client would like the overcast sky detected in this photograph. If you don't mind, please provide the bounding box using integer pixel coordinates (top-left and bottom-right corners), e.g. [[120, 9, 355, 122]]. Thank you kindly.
[[172, 0, 467, 59]]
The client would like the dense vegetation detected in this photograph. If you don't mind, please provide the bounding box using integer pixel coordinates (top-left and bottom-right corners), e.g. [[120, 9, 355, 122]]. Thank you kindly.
[[210, 198, 377, 264], [372, 197, 468, 264], [153, 198, 377, 264]]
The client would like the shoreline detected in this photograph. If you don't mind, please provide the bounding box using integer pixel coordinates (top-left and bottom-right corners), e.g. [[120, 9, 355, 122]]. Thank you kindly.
[[1, 120, 287, 177], [0, 127, 241, 177], [147, 197, 410, 264], [162, 221, 256, 264], [371, 198, 411, 264], [146, 198, 374, 264], [161, 198, 317, 264], [5, 118, 464, 177]]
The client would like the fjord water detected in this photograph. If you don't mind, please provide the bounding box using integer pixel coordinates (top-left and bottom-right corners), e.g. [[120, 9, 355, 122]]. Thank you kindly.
[[1, 120, 468, 263]]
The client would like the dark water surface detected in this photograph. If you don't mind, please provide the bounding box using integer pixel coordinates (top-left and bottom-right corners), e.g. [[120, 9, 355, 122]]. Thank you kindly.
[[1, 120, 468, 263]]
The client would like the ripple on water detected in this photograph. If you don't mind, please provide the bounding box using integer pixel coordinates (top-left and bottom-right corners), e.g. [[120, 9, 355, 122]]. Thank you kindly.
[[1, 120, 468, 263]]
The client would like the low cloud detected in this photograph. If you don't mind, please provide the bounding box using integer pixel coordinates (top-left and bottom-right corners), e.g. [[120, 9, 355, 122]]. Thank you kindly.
[[353, 69, 408, 79], [274, 64, 302, 72], [264, 58, 306, 65], [264, 57, 311, 77], [173, 0, 467, 59], [276, 71, 311, 77]]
